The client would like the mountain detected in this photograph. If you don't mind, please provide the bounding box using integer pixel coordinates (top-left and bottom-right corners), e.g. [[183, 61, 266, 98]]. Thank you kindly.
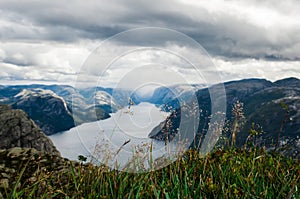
[[0, 83, 210, 134], [149, 77, 300, 153], [0, 85, 120, 134], [274, 77, 300, 88], [0, 84, 147, 134], [0, 104, 60, 155], [241, 78, 300, 142], [147, 84, 207, 106], [61, 86, 114, 125], [0, 85, 81, 133], [11, 88, 75, 135]]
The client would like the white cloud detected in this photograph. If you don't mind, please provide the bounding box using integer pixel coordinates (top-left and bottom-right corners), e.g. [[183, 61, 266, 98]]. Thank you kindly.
[[214, 58, 300, 82], [0, 41, 92, 84]]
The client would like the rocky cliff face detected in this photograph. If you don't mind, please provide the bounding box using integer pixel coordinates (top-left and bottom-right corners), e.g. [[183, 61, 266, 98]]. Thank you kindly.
[[0, 104, 60, 156]]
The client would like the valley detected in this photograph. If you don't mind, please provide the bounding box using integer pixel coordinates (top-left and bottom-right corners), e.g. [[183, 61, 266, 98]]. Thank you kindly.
[[0, 77, 299, 161]]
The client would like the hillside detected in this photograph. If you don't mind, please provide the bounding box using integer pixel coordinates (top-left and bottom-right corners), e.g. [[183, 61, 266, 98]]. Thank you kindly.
[[149, 77, 300, 157]]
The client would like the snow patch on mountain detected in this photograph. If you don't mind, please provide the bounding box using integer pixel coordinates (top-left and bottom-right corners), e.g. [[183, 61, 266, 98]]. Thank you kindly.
[[14, 88, 69, 112], [94, 91, 117, 106]]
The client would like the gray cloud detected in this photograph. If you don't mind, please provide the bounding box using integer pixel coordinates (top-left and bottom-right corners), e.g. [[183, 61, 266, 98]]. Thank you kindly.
[[1, 0, 300, 59], [0, 0, 299, 85]]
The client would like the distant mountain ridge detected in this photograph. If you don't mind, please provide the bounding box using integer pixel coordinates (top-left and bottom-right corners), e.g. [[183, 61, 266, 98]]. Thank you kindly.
[[0, 85, 146, 135], [149, 77, 300, 157], [0, 83, 205, 135], [0, 77, 299, 140]]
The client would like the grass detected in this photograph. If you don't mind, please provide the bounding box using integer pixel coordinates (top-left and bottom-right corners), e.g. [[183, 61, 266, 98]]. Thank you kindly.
[[3, 147, 300, 199]]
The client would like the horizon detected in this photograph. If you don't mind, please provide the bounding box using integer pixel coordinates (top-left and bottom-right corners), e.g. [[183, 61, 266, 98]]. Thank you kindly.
[[0, 76, 298, 89]]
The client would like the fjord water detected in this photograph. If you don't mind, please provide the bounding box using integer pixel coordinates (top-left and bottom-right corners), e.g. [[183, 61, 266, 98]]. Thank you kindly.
[[49, 102, 169, 163]]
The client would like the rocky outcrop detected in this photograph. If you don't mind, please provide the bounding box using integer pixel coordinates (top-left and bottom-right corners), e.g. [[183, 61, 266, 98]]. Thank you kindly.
[[0, 104, 60, 156], [0, 147, 82, 198]]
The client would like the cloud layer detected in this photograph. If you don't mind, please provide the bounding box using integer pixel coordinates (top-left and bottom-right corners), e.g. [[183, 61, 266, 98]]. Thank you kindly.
[[0, 0, 299, 86]]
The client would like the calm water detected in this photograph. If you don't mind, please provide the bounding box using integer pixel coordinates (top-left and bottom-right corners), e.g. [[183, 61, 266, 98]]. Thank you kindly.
[[49, 103, 170, 166]]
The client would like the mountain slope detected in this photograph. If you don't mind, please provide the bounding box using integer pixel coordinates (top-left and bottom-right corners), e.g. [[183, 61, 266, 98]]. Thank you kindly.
[[149, 77, 300, 151], [12, 88, 75, 135]]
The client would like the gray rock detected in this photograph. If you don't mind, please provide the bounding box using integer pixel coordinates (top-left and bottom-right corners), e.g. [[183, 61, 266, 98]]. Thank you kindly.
[[0, 105, 60, 156], [0, 147, 90, 197]]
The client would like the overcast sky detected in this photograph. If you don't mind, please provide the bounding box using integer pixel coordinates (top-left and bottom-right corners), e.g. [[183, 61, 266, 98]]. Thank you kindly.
[[0, 0, 299, 88]]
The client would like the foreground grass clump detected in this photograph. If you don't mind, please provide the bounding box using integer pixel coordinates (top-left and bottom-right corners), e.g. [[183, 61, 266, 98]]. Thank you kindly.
[[3, 148, 300, 198]]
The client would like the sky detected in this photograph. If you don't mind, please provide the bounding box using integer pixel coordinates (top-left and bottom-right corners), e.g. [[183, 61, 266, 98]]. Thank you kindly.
[[0, 0, 300, 88]]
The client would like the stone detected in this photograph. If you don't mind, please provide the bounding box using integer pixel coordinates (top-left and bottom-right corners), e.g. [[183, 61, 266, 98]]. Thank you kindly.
[[0, 105, 60, 156]]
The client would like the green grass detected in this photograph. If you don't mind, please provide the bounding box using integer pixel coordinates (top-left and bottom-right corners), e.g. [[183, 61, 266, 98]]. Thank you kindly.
[[3, 148, 300, 199]]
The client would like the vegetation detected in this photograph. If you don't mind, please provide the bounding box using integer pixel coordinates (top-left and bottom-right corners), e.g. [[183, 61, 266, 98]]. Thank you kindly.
[[2, 147, 299, 198]]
